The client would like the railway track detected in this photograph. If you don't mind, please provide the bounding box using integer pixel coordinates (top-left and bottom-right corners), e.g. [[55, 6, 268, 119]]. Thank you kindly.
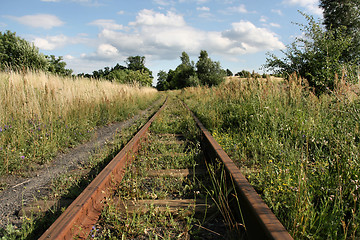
[[40, 97, 293, 239]]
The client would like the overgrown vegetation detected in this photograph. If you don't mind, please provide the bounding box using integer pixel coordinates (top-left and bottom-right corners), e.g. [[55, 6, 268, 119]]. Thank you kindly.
[[93, 97, 242, 239], [320, 0, 360, 64], [181, 76, 360, 239], [0, 30, 154, 85], [78, 55, 154, 87], [264, 13, 359, 95], [156, 50, 226, 91], [0, 114, 157, 239], [0, 71, 158, 176], [0, 30, 72, 76]]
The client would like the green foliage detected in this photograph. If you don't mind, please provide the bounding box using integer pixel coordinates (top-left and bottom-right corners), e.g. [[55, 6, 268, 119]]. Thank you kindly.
[[156, 50, 225, 91], [156, 52, 198, 90], [156, 70, 169, 91], [126, 55, 153, 82], [320, 0, 360, 63], [226, 69, 233, 76], [46, 55, 73, 77], [0, 30, 48, 71], [235, 70, 251, 78], [126, 56, 146, 71], [181, 78, 360, 239], [80, 56, 153, 86], [196, 50, 225, 87], [109, 69, 153, 86], [264, 13, 359, 95], [0, 30, 74, 76], [173, 52, 198, 89]]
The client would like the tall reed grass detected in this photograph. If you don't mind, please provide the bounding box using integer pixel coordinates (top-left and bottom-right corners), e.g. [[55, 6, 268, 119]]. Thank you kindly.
[[181, 75, 360, 239], [0, 71, 158, 175]]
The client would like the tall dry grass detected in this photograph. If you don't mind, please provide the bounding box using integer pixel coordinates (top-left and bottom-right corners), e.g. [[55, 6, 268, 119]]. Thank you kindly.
[[0, 71, 158, 175]]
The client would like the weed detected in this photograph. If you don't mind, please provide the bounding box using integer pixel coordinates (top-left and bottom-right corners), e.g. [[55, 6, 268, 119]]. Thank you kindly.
[[0, 71, 159, 176], [181, 76, 360, 239]]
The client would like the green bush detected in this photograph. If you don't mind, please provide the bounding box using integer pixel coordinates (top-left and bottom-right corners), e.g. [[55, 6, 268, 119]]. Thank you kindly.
[[264, 13, 359, 95], [0, 30, 48, 71]]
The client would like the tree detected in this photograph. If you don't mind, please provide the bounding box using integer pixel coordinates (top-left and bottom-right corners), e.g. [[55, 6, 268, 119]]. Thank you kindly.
[[126, 56, 146, 71], [126, 55, 153, 80], [196, 50, 225, 86], [319, 0, 360, 63], [108, 69, 153, 86], [264, 13, 357, 95], [173, 51, 197, 89], [0, 30, 48, 71], [226, 69, 233, 76], [83, 56, 153, 86], [46, 55, 73, 76], [235, 70, 251, 78], [155, 50, 225, 90], [156, 70, 169, 91]]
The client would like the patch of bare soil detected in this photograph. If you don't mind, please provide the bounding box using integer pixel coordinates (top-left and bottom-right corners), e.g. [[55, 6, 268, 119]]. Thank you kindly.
[[0, 99, 163, 229]]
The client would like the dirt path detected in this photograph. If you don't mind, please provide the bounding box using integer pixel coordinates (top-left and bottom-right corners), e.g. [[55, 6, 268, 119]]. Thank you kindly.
[[0, 98, 163, 229]]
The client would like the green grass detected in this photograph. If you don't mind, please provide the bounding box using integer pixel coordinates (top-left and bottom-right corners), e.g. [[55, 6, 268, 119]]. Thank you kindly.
[[93, 97, 243, 239], [181, 76, 360, 239], [0, 71, 159, 176], [0, 114, 155, 239]]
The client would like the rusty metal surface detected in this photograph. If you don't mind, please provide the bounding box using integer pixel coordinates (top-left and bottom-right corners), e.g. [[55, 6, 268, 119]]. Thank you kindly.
[[39, 98, 168, 240], [184, 103, 293, 240]]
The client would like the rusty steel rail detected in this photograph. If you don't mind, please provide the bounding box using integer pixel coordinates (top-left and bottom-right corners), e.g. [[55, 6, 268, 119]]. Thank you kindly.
[[39, 98, 168, 240], [184, 102, 293, 240], [40, 96, 293, 239]]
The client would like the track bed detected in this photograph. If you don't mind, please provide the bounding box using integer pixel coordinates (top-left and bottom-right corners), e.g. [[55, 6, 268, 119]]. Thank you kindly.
[[91, 97, 240, 239], [40, 97, 292, 239]]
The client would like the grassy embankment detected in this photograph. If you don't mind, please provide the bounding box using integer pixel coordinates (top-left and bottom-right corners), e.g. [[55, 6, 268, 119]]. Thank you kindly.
[[0, 71, 158, 177], [181, 75, 360, 239]]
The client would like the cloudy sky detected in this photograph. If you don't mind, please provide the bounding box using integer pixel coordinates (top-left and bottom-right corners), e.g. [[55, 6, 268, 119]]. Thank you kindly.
[[0, 0, 322, 81]]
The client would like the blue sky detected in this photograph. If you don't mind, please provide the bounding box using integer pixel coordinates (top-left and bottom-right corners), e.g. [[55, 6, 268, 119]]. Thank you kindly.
[[0, 0, 323, 81]]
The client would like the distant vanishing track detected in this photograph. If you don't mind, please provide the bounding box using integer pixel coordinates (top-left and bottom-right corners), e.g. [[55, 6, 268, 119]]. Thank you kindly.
[[39, 97, 293, 240]]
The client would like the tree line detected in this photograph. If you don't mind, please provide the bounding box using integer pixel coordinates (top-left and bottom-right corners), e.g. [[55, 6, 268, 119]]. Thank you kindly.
[[156, 50, 227, 91], [0, 30, 154, 86], [77, 56, 153, 86], [4, 0, 359, 94]]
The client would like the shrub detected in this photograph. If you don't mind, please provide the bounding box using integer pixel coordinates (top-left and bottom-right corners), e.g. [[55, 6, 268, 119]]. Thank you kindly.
[[264, 13, 359, 95]]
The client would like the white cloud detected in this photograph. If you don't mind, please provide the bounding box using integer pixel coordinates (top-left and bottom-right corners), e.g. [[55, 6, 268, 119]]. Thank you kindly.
[[197, 7, 212, 18], [117, 10, 125, 15], [228, 4, 248, 13], [197, 6, 210, 11], [7, 14, 64, 29], [32, 34, 87, 50], [33, 35, 68, 50], [130, 9, 186, 27], [85, 9, 285, 61], [153, 0, 176, 6], [260, 16, 268, 22], [64, 55, 75, 60], [222, 21, 285, 53], [41, 0, 60, 2], [271, 9, 283, 16], [269, 23, 281, 28], [196, 0, 208, 3], [89, 19, 123, 30], [96, 44, 119, 59], [283, 0, 323, 15]]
